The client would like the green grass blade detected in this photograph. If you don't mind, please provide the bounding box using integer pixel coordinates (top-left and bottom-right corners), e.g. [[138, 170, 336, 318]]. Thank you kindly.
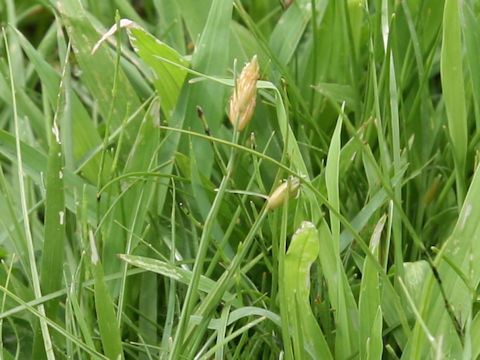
[[3, 27, 55, 360], [128, 26, 188, 119], [138, 272, 158, 352], [463, 2, 480, 131], [283, 222, 332, 360], [89, 231, 124, 360], [318, 219, 359, 359], [12, 27, 109, 184], [325, 115, 342, 251], [0, 129, 102, 226], [184, 209, 269, 355], [407, 163, 480, 358], [66, 284, 96, 352], [359, 215, 385, 359], [198, 316, 266, 360], [114, 101, 160, 324], [0, 285, 108, 359], [3, 1, 480, 358], [0, 75, 47, 149], [176, 0, 211, 44], [441, 0, 468, 205], [39, 46, 67, 320], [169, 138, 236, 358], [117, 254, 240, 307], [153, 0, 185, 53], [259, 82, 309, 176], [150, 0, 232, 232], [471, 311, 480, 359], [181, 0, 232, 175], [214, 303, 230, 360], [269, 0, 312, 66], [56, 0, 142, 133]]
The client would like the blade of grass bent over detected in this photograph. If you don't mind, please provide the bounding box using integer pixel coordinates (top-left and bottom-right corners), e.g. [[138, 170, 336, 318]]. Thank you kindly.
[[129, 27, 188, 119], [92, 20, 189, 120]]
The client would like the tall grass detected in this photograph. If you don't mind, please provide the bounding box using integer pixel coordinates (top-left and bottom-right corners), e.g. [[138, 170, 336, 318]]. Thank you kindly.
[[1, 0, 480, 359]]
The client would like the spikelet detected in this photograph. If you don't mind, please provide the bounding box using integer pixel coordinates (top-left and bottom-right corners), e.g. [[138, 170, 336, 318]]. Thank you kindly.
[[266, 177, 300, 210], [229, 55, 260, 131]]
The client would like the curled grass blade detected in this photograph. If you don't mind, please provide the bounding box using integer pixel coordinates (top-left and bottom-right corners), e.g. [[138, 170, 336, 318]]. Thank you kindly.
[[283, 221, 332, 360]]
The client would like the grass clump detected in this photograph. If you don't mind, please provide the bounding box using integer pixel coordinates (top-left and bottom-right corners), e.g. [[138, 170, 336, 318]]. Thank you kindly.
[[1, 0, 480, 359]]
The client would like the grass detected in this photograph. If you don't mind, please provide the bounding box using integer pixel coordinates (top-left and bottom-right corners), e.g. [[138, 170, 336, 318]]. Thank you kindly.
[[1, 0, 480, 359]]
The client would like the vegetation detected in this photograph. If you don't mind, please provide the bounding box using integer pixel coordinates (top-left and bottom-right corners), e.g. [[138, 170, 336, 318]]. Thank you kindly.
[[1, 0, 480, 358]]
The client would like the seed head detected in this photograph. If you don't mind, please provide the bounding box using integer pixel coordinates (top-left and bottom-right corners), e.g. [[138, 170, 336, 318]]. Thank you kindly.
[[229, 55, 260, 131], [266, 177, 300, 210]]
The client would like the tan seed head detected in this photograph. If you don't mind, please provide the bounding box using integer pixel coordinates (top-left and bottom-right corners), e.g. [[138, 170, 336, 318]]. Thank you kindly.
[[266, 177, 300, 210], [229, 55, 260, 131]]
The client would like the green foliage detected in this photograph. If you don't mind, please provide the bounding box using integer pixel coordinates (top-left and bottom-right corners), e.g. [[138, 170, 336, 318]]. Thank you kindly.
[[282, 221, 332, 359], [0, 0, 480, 359]]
